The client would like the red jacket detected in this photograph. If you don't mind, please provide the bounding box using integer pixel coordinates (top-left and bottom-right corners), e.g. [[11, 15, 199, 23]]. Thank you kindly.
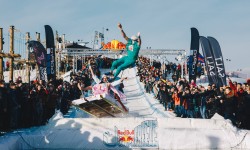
[[229, 80, 238, 97]]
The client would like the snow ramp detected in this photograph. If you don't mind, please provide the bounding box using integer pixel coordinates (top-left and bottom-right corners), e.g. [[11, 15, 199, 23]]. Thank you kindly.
[[0, 68, 250, 150]]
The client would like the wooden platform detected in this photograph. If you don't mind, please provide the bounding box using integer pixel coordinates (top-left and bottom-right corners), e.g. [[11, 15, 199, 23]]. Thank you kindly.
[[75, 99, 123, 118]]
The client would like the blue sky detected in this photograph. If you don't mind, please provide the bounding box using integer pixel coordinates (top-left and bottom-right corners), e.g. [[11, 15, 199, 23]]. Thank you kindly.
[[1, 0, 250, 71]]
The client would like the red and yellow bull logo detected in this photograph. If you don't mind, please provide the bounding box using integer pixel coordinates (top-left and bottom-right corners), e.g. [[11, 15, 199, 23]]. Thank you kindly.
[[101, 39, 126, 50], [117, 130, 134, 143]]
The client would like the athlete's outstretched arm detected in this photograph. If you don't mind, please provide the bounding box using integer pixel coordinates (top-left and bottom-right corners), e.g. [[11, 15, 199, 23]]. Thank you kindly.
[[137, 32, 141, 47], [118, 23, 129, 41]]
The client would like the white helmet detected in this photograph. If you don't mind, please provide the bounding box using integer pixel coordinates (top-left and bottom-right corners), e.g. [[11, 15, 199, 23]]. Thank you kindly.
[[131, 35, 138, 41]]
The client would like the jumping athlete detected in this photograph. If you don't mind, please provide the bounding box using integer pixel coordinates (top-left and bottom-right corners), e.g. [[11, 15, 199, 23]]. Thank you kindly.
[[110, 23, 141, 79]]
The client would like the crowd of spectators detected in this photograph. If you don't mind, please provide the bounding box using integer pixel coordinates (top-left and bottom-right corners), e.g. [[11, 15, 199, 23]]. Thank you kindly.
[[137, 56, 250, 130], [1, 55, 249, 135], [0, 56, 115, 134]]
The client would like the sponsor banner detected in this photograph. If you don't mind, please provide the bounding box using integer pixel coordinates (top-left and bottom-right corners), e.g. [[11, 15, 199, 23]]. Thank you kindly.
[[45, 25, 56, 81], [189, 28, 200, 83], [103, 119, 158, 148], [207, 37, 227, 87], [200, 36, 218, 85], [28, 40, 47, 81]]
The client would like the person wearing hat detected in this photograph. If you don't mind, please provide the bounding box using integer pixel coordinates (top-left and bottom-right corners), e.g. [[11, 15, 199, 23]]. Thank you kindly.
[[110, 23, 141, 79]]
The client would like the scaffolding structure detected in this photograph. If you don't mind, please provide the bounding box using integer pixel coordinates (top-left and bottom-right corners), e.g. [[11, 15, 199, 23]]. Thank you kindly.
[[60, 48, 185, 57], [59, 48, 186, 75]]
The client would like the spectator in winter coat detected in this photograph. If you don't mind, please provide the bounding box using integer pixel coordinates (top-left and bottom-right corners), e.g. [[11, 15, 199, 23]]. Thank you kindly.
[[35, 85, 47, 125], [159, 86, 169, 110], [8, 83, 21, 129], [172, 89, 181, 116], [228, 78, 238, 97], [205, 85, 220, 118], [172, 74, 177, 82], [0, 80, 8, 131], [191, 88, 200, 118], [236, 87, 248, 128], [153, 81, 160, 99], [61, 85, 71, 115], [220, 87, 237, 125], [198, 86, 207, 119], [182, 88, 194, 118], [190, 79, 197, 88], [243, 86, 250, 129], [17, 82, 30, 128], [46, 85, 58, 120]]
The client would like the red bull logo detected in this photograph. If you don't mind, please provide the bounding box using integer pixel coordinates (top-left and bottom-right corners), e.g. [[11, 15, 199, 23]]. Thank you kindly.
[[118, 130, 134, 143], [103, 120, 158, 148], [101, 39, 126, 50]]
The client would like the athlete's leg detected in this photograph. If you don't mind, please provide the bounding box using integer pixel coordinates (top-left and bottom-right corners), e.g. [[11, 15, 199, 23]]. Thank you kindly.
[[111, 57, 126, 71], [113, 60, 135, 78]]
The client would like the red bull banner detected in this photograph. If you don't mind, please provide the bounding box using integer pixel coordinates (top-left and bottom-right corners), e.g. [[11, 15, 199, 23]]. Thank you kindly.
[[103, 119, 158, 148]]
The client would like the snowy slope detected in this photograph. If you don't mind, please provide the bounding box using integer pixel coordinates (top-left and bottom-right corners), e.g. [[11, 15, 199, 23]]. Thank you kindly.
[[122, 68, 176, 118]]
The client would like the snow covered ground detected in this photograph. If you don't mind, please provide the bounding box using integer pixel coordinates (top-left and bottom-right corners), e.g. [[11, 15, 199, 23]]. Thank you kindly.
[[0, 68, 250, 149]]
